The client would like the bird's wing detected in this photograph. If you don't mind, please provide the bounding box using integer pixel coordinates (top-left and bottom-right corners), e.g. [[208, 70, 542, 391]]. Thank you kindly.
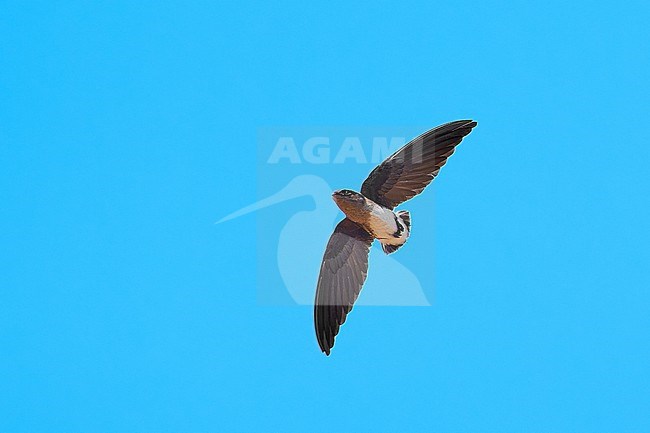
[[314, 218, 373, 355], [361, 120, 477, 209]]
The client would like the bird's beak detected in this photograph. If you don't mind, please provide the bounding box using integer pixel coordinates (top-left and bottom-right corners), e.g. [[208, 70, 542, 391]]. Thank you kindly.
[[332, 190, 347, 204]]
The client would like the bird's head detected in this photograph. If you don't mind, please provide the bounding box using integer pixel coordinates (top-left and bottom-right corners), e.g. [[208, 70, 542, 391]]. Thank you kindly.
[[332, 189, 364, 201], [332, 189, 366, 212]]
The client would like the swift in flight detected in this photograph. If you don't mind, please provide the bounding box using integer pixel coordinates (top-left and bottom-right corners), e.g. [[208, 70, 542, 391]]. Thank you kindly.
[[315, 120, 478, 355]]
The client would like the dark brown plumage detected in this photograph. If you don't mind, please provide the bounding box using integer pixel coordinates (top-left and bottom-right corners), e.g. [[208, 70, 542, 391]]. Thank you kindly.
[[314, 218, 373, 355], [314, 120, 477, 355], [361, 120, 477, 209]]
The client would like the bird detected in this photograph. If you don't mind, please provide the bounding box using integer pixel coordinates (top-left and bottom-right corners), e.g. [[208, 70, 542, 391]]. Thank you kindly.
[[314, 119, 478, 355]]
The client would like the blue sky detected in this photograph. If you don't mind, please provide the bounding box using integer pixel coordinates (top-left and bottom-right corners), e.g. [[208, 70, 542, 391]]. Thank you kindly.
[[2, 1, 649, 432]]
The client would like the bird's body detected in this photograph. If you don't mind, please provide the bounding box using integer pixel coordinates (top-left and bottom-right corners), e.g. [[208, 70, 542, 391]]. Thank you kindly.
[[314, 120, 478, 355], [332, 190, 411, 253]]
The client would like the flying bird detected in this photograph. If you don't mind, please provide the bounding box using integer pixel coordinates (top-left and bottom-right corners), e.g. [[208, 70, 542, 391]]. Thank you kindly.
[[314, 119, 478, 355]]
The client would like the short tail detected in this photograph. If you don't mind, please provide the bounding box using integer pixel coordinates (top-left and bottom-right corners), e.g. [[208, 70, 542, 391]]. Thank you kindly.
[[381, 210, 411, 254], [381, 243, 402, 254]]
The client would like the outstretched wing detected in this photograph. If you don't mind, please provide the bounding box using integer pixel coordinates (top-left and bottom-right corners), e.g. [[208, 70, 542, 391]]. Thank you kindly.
[[361, 120, 477, 209], [314, 218, 373, 355]]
